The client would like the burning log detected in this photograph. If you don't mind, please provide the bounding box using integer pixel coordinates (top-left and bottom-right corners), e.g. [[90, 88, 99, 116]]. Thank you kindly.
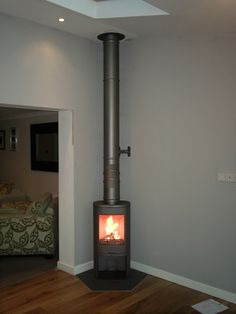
[[100, 238, 124, 245], [103, 232, 118, 241]]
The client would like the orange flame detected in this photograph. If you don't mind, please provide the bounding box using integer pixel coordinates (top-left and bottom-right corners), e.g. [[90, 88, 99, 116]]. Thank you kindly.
[[105, 216, 120, 240]]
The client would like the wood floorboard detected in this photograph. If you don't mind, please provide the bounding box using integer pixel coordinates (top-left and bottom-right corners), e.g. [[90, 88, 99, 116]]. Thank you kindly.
[[0, 270, 68, 298], [0, 271, 77, 312], [118, 284, 204, 314], [0, 275, 89, 314], [100, 281, 171, 313], [0, 269, 235, 314]]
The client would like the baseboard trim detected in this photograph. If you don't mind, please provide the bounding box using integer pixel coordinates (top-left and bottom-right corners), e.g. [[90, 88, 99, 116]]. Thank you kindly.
[[57, 260, 94, 275], [57, 260, 76, 275], [74, 261, 94, 275], [131, 261, 236, 304]]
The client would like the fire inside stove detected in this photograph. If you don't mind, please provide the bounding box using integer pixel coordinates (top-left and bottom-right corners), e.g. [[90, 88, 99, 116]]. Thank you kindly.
[[99, 214, 125, 245]]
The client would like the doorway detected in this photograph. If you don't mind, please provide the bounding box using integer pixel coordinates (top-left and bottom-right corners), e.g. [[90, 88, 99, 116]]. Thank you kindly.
[[0, 105, 75, 286]]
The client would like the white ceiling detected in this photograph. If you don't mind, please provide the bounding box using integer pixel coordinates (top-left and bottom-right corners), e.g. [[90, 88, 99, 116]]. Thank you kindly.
[[0, 0, 235, 40]]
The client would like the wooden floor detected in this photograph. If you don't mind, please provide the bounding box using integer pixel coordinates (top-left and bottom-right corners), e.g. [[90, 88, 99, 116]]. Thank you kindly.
[[0, 270, 235, 313]]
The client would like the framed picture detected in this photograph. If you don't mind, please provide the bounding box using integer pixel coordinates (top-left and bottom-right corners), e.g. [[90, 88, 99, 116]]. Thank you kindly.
[[0, 130, 5, 150], [30, 122, 58, 172]]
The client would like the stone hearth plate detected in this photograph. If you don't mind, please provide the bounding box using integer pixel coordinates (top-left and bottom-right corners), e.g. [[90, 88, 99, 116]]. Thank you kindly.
[[77, 269, 146, 291]]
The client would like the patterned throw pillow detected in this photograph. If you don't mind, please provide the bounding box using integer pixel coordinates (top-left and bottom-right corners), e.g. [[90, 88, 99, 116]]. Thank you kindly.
[[45, 197, 58, 214], [0, 183, 15, 195], [27, 193, 53, 215]]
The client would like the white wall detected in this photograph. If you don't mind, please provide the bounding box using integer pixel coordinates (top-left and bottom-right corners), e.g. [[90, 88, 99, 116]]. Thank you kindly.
[[119, 37, 236, 294], [0, 13, 101, 269], [0, 113, 58, 199]]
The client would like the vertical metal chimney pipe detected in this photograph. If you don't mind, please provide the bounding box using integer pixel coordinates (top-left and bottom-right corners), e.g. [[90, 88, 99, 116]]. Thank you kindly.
[[98, 33, 125, 205]]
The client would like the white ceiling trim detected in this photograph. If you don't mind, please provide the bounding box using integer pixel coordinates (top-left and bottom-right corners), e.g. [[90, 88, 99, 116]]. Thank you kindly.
[[46, 0, 169, 19]]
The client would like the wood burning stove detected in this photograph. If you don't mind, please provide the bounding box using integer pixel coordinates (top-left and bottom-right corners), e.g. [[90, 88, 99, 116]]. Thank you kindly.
[[94, 201, 130, 278], [94, 33, 131, 279]]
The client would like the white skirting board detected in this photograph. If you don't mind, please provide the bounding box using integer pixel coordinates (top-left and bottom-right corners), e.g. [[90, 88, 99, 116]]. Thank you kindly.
[[57, 261, 76, 275], [131, 261, 236, 305], [57, 260, 94, 275], [57, 260, 236, 304]]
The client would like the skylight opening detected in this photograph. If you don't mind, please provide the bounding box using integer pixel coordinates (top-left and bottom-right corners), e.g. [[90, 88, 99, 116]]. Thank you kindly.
[[46, 0, 169, 19]]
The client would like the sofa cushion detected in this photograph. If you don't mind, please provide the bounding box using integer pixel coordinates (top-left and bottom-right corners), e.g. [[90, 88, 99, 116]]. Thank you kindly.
[[27, 193, 53, 215], [0, 211, 56, 255], [45, 197, 58, 215]]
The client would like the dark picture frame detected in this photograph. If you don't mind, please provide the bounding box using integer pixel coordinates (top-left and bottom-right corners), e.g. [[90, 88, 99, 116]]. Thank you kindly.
[[0, 130, 6, 150], [30, 122, 58, 172]]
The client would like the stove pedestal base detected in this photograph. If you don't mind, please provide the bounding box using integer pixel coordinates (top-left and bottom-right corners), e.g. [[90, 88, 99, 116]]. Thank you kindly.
[[77, 268, 146, 291]]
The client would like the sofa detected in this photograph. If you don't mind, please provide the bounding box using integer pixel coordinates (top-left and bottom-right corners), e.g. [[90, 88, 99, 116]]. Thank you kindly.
[[0, 183, 29, 205], [0, 193, 58, 256]]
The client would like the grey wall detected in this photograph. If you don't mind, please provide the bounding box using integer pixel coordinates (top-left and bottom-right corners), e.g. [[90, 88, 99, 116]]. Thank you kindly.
[[119, 37, 236, 293], [0, 13, 101, 266], [0, 113, 58, 199], [1, 11, 236, 295]]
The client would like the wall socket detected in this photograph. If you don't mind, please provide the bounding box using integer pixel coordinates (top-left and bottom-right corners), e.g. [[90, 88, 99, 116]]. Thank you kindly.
[[217, 173, 236, 182]]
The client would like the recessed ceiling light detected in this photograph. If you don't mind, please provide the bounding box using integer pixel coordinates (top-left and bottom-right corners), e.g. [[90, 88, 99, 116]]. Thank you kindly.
[[58, 18, 64, 22]]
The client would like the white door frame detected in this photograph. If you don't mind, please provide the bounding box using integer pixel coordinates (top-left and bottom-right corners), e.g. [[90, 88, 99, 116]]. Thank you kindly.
[[57, 110, 75, 272]]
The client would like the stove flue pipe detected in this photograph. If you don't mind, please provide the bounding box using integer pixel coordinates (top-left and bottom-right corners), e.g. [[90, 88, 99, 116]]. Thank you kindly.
[[98, 32, 130, 205]]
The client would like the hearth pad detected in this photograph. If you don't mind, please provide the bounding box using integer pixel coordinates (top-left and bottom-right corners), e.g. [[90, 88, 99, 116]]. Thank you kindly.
[[77, 269, 146, 291]]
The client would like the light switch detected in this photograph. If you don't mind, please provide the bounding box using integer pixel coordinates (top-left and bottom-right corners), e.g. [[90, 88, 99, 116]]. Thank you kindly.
[[217, 172, 236, 182]]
